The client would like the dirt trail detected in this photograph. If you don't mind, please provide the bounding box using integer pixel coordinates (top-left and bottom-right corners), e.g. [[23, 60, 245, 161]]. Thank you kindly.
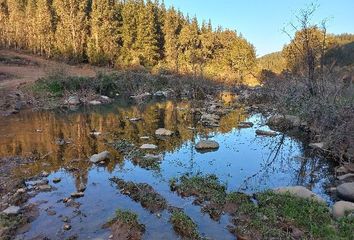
[[0, 49, 111, 90]]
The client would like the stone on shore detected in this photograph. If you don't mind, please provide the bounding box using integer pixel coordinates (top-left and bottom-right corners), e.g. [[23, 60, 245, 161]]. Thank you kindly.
[[255, 129, 278, 137], [140, 144, 158, 150], [332, 201, 354, 219], [90, 151, 111, 164], [2, 206, 21, 215], [274, 186, 325, 203], [155, 128, 173, 136], [337, 182, 354, 202]]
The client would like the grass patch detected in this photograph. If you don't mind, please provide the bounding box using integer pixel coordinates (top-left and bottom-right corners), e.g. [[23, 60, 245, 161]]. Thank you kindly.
[[0, 213, 26, 240], [110, 177, 167, 213], [170, 210, 201, 240], [113, 209, 140, 225], [230, 191, 354, 239]]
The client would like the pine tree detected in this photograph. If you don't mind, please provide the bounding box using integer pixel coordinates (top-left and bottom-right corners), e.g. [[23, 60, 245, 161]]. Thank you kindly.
[[178, 16, 201, 75], [135, 0, 160, 67], [163, 7, 182, 72], [25, 0, 37, 53], [121, 0, 140, 65], [53, 0, 89, 61], [87, 0, 122, 65], [7, 0, 26, 49], [36, 0, 55, 57], [0, 0, 9, 47]]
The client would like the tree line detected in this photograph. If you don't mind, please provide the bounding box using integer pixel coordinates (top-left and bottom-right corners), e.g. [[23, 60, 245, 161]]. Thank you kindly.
[[0, 0, 256, 81]]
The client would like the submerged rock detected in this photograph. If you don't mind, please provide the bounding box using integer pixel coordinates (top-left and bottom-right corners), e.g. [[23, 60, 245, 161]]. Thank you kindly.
[[337, 182, 354, 202], [155, 128, 174, 136], [238, 122, 254, 128], [71, 192, 85, 198], [332, 201, 354, 219], [2, 205, 21, 215], [255, 129, 278, 137], [140, 144, 158, 150], [195, 140, 219, 151], [274, 186, 325, 203], [90, 151, 111, 164], [337, 173, 354, 182]]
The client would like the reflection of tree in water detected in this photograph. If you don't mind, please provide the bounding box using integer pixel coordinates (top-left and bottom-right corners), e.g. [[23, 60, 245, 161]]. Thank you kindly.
[[0, 100, 247, 179], [239, 134, 332, 192]]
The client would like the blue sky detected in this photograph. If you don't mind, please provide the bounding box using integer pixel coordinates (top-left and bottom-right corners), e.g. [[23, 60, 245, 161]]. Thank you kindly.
[[164, 0, 354, 56]]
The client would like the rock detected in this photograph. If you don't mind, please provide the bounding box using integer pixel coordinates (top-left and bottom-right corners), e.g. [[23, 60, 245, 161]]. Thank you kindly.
[[42, 171, 49, 177], [195, 140, 219, 151], [101, 95, 110, 100], [238, 122, 254, 128], [309, 142, 325, 150], [332, 201, 354, 219], [143, 154, 163, 161], [46, 209, 57, 216], [130, 92, 151, 100], [29, 179, 49, 186], [267, 114, 301, 130], [344, 163, 354, 173], [2, 206, 21, 215], [337, 173, 354, 182], [90, 131, 101, 136], [89, 100, 102, 105], [155, 128, 173, 136], [154, 90, 170, 98], [336, 166, 349, 175], [53, 178, 61, 183], [130, 117, 142, 122], [255, 129, 278, 137], [38, 184, 52, 192], [71, 192, 84, 198], [274, 186, 325, 203], [140, 136, 150, 140], [337, 182, 354, 202], [66, 96, 80, 105], [90, 151, 111, 164], [16, 188, 26, 194], [63, 224, 72, 231], [140, 144, 158, 150]]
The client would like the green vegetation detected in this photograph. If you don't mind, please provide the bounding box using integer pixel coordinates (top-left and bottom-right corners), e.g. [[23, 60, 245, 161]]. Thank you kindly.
[[170, 210, 201, 240], [230, 191, 354, 240], [113, 209, 140, 225], [170, 174, 227, 205], [110, 177, 167, 213], [0, 213, 26, 240], [0, 0, 256, 82]]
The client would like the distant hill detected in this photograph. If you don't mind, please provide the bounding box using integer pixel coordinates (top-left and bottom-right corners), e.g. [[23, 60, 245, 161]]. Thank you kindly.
[[258, 33, 354, 73], [324, 33, 354, 67], [257, 52, 286, 73]]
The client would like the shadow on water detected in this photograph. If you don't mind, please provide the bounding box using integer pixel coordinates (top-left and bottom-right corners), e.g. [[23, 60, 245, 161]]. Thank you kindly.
[[0, 98, 335, 239]]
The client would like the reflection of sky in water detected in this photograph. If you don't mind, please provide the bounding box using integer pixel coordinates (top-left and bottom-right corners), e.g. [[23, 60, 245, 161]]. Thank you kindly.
[[0, 101, 335, 240]]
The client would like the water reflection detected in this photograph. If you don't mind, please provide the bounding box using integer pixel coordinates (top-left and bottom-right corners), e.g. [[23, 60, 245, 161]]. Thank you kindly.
[[0, 100, 335, 239]]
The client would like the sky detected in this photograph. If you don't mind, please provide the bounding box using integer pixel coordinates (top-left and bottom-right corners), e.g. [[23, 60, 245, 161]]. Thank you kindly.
[[163, 0, 354, 56]]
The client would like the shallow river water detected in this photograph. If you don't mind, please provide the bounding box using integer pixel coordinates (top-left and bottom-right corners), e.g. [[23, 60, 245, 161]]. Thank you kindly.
[[0, 99, 336, 239]]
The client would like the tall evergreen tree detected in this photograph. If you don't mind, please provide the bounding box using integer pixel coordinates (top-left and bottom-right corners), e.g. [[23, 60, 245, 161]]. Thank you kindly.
[[7, 0, 26, 49], [178, 16, 201, 75], [87, 0, 122, 65], [25, 0, 37, 53], [163, 7, 182, 72], [36, 0, 55, 57], [0, 0, 9, 47], [135, 0, 160, 67], [53, 0, 89, 61], [120, 0, 140, 65]]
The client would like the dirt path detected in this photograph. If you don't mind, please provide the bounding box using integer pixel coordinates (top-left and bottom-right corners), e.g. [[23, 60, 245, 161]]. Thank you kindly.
[[0, 49, 111, 90]]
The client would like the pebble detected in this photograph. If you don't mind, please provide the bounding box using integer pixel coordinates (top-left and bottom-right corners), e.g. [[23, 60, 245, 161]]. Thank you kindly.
[[53, 178, 61, 183], [63, 224, 72, 231], [2, 205, 20, 215], [71, 192, 84, 198]]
